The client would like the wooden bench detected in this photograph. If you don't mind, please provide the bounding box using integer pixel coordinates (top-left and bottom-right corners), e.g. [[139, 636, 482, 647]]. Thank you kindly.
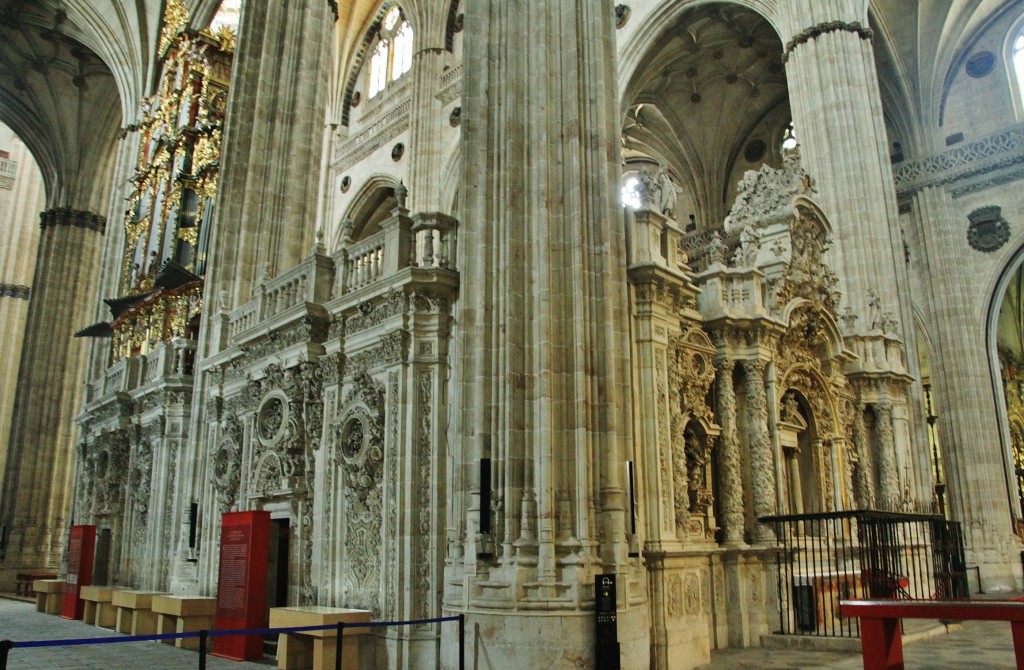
[[111, 590, 167, 635], [151, 595, 216, 650], [16, 572, 56, 596], [838, 599, 1024, 669], [32, 578, 65, 614], [268, 606, 370, 670], [79, 585, 116, 628]]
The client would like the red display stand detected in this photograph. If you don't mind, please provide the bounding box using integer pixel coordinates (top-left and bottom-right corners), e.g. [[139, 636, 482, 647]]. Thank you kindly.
[[213, 510, 270, 661], [61, 525, 96, 619]]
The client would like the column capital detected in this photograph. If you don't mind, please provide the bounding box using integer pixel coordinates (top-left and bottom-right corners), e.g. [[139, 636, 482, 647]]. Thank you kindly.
[[782, 20, 873, 63], [39, 207, 106, 233]]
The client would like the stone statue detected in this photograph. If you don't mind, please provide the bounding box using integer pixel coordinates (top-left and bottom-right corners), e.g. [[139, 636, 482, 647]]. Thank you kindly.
[[656, 168, 680, 219]]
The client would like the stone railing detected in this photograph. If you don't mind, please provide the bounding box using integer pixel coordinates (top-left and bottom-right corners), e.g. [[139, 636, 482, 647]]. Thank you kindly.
[[412, 212, 458, 270], [437, 63, 462, 105], [141, 339, 197, 383], [86, 340, 198, 403], [679, 227, 742, 274], [341, 229, 389, 292], [227, 251, 335, 340]]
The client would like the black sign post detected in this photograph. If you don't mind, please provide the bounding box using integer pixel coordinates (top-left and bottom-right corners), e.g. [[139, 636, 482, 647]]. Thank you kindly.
[[595, 574, 620, 670]]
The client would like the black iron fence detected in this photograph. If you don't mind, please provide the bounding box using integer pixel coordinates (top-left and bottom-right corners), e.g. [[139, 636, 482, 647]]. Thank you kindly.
[[761, 510, 968, 638]]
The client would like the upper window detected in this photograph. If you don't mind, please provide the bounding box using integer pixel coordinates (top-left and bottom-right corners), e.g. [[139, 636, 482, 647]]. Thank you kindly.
[[1014, 33, 1024, 106], [368, 6, 413, 98]]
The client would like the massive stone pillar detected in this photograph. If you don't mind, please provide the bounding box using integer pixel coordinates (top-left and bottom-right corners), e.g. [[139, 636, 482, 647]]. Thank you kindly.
[[0, 208, 105, 586], [908, 185, 1016, 582], [203, 0, 332, 324], [445, 1, 647, 667], [402, 4, 451, 214], [0, 126, 44, 488], [779, 0, 920, 509]]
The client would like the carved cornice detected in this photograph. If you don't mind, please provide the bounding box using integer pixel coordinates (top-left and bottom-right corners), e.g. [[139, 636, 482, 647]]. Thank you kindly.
[[782, 21, 873, 63], [894, 124, 1024, 198], [0, 283, 30, 300], [333, 99, 412, 172], [39, 207, 106, 233]]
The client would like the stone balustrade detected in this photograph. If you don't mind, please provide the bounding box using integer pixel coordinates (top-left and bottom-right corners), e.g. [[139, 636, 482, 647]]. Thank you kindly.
[[85, 340, 197, 403], [412, 211, 458, 270], [228, 251, 335, 340], [341, 229, 388, 292]]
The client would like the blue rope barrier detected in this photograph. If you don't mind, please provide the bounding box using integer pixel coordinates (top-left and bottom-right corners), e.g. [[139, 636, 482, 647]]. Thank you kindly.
[[8, 613, 463, 648]]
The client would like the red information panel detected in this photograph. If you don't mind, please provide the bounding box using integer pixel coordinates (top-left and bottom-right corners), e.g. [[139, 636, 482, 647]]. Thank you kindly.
[[213, 511, 270, 661], [61, 525, 96, 619]]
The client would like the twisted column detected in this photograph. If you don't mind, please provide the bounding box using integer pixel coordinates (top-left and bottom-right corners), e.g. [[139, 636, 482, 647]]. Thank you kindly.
[[743, 359, 776, 541], [851, 405, 875, 507], [874, 402, 900, 509], [715, 359, 745, 545]]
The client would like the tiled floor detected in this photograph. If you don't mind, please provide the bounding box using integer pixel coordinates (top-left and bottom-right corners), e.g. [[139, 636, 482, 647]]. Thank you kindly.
[[1, 596, 1021, 669]]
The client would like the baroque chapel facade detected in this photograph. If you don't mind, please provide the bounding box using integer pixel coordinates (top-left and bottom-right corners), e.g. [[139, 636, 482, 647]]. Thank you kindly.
[[3, 0, 1024, 668]]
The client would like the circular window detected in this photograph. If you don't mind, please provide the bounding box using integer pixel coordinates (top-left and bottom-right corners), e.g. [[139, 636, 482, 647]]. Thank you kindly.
[[392, 143, 405, 162]]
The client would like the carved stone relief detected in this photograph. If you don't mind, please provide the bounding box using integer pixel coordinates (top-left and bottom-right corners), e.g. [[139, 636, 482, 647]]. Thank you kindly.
[[332, 371, 386, 617]]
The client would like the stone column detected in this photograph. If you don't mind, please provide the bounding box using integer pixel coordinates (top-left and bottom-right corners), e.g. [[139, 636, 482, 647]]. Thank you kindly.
[[715, 358, 745, 545], [0, 208, 105, 585], [202, 0, 332, 324], [402, 4, 450, 214], [874, 401, 900, 509], [743, 359, 776, 541], [780, 2, 909, 334], [908, 186, 1013, 565], [852, 403, 875, 507], [0, 126, 44, 487], [448, 0, 644, 666]]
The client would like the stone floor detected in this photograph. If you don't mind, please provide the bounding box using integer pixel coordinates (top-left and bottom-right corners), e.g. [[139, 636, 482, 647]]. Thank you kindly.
[[0, 597, 274, 669], [0, 595, 1021, 669]]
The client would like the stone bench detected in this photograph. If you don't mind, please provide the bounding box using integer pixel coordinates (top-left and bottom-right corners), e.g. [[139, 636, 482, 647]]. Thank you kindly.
[[32, 578, 65, 614], [152, 595, 216, 650], [79, 585, 116, 628], [111, 589, 167, 635], [268, 606, 370, 670]]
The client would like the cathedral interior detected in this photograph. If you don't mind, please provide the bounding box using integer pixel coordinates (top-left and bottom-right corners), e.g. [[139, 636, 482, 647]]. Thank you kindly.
[[4, 0, 1024, 668]]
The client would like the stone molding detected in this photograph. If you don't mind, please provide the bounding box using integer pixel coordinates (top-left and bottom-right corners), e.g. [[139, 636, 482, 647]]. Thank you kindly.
[[893, 124, 1024, 197], [39, 207, 106, 233], [0, 283, 30, 300], [333, 98, 412, 172], [782, 21, 873, 63]]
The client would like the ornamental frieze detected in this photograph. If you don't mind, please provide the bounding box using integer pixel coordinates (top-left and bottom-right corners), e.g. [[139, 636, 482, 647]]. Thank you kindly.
[[346, 290, 406, 335], [346, 330, 409, 374]]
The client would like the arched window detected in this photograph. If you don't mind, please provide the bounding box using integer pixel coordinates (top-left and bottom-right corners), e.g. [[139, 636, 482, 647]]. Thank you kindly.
[[1013, 33, 1024, 105], [368, 6, 413, 98]]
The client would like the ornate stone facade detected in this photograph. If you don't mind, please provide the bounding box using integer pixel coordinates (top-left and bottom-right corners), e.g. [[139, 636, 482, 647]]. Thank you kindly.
[[6, 2, 1024, 670]]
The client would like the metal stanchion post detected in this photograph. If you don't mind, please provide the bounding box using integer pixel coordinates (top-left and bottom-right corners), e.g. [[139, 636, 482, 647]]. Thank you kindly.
[[458, 614, 465, 670], [198, 630, 208, 670], [335, 621, 345, 670], [0, 639, 12, 670]]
